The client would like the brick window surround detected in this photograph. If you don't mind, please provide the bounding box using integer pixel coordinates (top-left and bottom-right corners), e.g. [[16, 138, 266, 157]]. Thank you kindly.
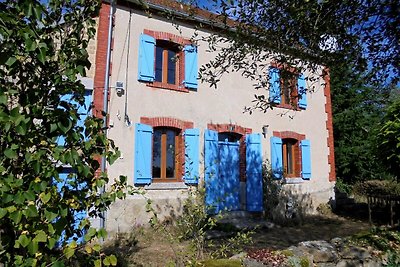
[[273, 131, 305, 178], [207, 123, 252, 182], [144, 29, 191, 93], [141, 117, 194, 182], [270, 62, 302, 110]]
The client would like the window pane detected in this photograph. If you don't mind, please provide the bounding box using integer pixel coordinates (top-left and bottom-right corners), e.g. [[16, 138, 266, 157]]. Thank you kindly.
[[155, 46, 163, 82], [165, 130, 176, 178], [283, 79, 291, 104], [152, 130, 162, 178], [167, 50, 176, 85], [286, 142, 293, 174]]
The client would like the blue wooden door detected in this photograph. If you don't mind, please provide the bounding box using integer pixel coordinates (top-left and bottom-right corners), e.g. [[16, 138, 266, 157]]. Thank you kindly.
[[218, 140, 240, 211]]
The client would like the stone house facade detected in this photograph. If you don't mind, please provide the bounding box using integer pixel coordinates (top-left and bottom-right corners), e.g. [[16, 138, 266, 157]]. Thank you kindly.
[[87, 0, 336, 233]]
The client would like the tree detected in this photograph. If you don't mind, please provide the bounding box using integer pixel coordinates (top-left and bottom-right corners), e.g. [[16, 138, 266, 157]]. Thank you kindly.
[[177, 0, 399, 111], [377, 95, 400, 181], [331, 66, 391, 184], [0, 1, 126, 265]]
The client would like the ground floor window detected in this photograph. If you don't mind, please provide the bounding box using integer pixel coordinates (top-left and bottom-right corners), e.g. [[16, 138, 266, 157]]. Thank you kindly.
[[152, 127, 181, 182]]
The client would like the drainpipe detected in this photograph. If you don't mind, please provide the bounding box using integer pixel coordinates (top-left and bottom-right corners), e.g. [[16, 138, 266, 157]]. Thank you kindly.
[[100, 0, 114, 232]]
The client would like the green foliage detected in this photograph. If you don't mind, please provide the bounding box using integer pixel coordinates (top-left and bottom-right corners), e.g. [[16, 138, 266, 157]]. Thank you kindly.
[[146, 186, 253, 265], [352, 227, 400, 253], [209, 231, 253, 259], [335, 178, 353, 194], [262, 161, 284, 219], [199, 259, 242, 267], [377, 97, 400, 181], [331, 66, 392, 184], [353, 180, 400, 197], [0, 0, 128, 265]]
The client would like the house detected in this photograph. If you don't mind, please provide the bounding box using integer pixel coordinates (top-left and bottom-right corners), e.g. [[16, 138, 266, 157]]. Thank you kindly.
[[86, 0, 336, 233]]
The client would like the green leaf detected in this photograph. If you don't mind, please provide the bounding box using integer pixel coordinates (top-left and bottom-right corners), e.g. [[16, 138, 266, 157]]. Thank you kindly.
[[33, 230, 47, 243], [0, 208, 7, 219], [27, 240, 38, 254], [0, 93, 7, 105], [25, 205, 38, 217], [40, 192, 51, 204], [4, 122, 11, 132], [50, 123, 58, 133], [5, 56, 17, 66], [18, 235, 31, 248], [37, 47, 47, 64], [9, 210, 22, 224], [4, 148, 17, 159], [103, 257, 111, 266], [63, 246, 75, 259], [48, 237, 57, 249], [97, 228, 107, 239], [92, 243, 101, 252], [84, 227, 97, 241], [24, 190, 35, 201], [109, 255, 117, 266], [94, 259, 101, 267], [15, 123, 27, 135], [44, 210, 58, 222], [25, 38, 37, 52]]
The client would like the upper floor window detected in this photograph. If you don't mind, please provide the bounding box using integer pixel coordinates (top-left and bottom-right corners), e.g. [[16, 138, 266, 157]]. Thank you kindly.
[[281, 71, 298, 106], [269, 67, 307, 109], [155, 41, 179, 85], [138, 31, 198, 92]]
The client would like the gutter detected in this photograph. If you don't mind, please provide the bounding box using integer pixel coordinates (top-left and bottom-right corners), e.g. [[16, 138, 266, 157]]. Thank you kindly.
[[100, 0, 114, 232]]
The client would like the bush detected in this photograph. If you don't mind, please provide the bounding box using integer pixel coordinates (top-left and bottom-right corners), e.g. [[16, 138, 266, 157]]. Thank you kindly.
[[353, 180, 400, 197]]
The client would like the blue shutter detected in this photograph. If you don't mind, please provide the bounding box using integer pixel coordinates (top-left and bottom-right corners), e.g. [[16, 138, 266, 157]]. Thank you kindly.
[[298, 74, 307, 109], [57, 90, 92, 146], [184, 128, 200, 184], [300, 139, 311, 179], [183, 44, 198, 89], [57, 168, 86, 244], [269, 68, 281, 104], [246, 134, 263, 212], [270, 136, 283, 179], [134, 123, 153, 185], [204, 129, 219, 213], [138, 34, 155, 82]]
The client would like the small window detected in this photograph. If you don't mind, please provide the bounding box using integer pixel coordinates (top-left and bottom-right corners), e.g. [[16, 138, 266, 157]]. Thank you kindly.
[[218, 132, 241, 142], [152, 127, 181, 182], [154, 41, 179, 85], [282, 138, 299, 177]]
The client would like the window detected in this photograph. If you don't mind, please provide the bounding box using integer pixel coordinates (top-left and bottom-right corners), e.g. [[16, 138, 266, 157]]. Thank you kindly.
[[134, 122, 199, 185], [269, 67, 307, 109], [282, 138, 299, 177], [155, 41, 179, 85], [280, 71, 298, 106], [152, 127, 181, 182], [138, 32, 198, 91], [270, 134, 311, 180]]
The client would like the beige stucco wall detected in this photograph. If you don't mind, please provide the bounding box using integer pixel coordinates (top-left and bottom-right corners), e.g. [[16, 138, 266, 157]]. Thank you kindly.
[[103, 7, 335, 233]]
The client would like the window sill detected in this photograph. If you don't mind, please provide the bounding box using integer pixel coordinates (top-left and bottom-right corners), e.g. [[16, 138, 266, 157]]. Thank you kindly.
[[276, 103, 302, 110], [283, 177, 306, 184], [147, 82, 189, 93], [145, 182, 189, 190]]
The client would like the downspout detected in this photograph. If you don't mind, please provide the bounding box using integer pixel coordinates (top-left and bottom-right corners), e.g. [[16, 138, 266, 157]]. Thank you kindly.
[[100, 0, 114, 231]]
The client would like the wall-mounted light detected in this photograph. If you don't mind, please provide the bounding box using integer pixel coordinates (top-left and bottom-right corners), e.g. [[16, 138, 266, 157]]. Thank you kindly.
[[229, 125, 235, 132], [115, 81, 124, 97], [262, 125, 269, 138]]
